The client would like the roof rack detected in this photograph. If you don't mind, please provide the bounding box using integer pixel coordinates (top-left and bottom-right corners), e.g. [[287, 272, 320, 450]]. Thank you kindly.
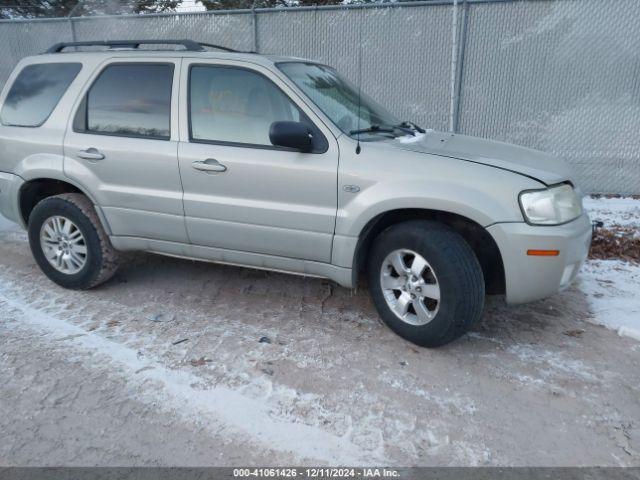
[[198, 42, 244, 53], [45, 39, 241, 54]]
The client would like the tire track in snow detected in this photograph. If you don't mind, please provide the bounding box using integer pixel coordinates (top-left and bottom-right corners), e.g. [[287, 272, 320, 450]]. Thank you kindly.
[[0, 284, 384, 465]]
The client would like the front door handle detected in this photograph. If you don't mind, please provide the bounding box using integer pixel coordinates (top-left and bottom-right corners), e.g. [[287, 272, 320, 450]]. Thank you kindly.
[[77, 148, 105, 161], [192, 159, 227, 173]]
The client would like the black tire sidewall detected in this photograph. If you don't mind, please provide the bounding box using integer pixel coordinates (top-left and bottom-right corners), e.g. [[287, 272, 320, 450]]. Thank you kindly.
[[28, 197, 104, 290], [368, 221, 484, 347]]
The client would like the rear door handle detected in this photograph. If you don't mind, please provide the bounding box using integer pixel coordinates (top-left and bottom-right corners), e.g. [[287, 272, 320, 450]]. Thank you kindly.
[[77, 148, 105, 161], [192, 159, 227, 173]]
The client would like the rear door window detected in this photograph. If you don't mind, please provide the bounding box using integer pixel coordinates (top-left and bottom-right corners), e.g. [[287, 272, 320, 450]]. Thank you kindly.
[[85, 63, 173, 140], [0, 62, 81, 127]]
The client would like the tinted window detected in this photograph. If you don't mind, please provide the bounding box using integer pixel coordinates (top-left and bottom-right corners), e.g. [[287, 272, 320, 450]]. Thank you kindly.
[[1, 63, 81, 127], [189, 66, 304, 146], [87, 64, 173, 139]]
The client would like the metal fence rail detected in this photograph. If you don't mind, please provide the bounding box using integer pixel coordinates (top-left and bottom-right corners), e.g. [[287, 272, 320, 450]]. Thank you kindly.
[[1, 0, 638, 194]]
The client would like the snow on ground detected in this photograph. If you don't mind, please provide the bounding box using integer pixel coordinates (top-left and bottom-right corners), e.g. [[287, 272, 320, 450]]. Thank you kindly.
[[581, 196, 640, 341], [0, 287, 370, 465], [583, 196, 640, 228], [579, 260, 640, 341]]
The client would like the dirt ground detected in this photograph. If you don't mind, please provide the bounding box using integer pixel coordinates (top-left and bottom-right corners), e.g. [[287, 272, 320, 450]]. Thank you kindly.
[[0, 216, 638, 467]]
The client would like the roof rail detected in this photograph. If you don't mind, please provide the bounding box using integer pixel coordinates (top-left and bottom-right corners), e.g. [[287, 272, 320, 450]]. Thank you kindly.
[[44, 39, 241, 54], [198, 42, 243, 53]]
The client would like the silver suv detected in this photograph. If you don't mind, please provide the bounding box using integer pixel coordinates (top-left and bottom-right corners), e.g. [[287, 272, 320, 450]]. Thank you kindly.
[[0, 40, 591, 347]]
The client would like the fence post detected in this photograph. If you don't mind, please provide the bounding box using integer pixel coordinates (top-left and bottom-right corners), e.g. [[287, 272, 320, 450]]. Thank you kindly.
[[67, 0, 82, 43], [252, 1, 259, 52], [68, 17, 77, 42], [448, 0, 458, 132], [452, 0, 470, 134]]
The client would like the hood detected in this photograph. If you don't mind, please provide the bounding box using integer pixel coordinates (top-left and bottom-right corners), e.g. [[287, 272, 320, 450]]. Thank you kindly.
[[386, 131, 572, 185]]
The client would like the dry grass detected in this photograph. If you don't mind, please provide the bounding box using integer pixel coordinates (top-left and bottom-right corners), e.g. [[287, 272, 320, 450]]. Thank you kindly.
[[589, 226, 640, 263]]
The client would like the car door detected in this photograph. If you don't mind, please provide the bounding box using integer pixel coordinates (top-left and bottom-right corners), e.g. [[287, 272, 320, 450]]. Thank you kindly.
[[177, 59, 339, 262], [64, 58, 187, 243]]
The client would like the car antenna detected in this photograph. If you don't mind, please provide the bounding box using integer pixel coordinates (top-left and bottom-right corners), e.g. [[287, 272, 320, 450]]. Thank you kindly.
[[355, 22, 363, 155]]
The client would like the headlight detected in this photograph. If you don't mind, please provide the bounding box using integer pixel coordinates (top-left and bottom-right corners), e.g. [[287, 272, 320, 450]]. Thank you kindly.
[[519, 184, 582, 225]]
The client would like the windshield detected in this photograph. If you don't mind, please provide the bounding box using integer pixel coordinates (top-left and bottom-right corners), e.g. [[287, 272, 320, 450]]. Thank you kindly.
[[277, 62, 400, 139]]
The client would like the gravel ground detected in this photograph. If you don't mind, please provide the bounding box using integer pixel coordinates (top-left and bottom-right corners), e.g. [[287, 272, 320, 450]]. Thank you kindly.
[[0, 215, 638, 467]]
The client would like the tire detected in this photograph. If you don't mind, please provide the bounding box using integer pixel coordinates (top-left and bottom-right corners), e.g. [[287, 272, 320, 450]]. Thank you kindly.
[[367, 220, 485, 348], [28, 193, 120, 290]]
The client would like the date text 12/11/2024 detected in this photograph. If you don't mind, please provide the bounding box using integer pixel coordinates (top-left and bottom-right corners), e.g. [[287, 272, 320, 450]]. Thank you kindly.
[[233, 468, 401, 478]]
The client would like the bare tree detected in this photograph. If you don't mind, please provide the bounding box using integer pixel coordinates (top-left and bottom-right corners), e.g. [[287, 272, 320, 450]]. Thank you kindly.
[[0, 0, 406, 19], [200, 0, 355, 10], [0, 0, 179, 19], [295, 0, 343, 5], [200, 0, 283, 9], [0, 0, 78, 18]]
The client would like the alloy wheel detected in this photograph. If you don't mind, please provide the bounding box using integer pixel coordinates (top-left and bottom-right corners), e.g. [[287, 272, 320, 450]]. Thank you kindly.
[[379, 249, 441, 326], [39, 215, 88, 275]]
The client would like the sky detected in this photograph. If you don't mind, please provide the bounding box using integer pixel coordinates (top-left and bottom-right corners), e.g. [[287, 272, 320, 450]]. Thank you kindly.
[[176, 0, 206, 11]]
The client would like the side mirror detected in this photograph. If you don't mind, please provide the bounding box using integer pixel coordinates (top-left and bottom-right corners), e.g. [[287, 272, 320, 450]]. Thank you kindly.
[[269, 121, 313, 152]]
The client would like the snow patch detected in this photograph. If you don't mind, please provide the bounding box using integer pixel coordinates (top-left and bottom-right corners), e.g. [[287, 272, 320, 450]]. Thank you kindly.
[[506, 344, 597, 382], [583, 196, 640, 228], [379, 370, 477, 416], [396, 131, 432, 144], [579, 260, 640, 342]]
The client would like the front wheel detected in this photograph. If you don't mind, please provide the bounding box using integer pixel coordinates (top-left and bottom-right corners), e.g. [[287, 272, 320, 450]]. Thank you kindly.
[[28, 193, 120, 290], [367, 220, 485, 347]]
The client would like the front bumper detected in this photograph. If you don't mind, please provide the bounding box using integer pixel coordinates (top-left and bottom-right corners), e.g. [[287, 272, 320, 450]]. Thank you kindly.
[[486, 212, 592, 304], [0, 171, 24, 226]]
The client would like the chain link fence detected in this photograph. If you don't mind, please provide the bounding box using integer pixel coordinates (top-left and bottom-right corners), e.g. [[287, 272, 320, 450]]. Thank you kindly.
[[1, 0, 638, 194]]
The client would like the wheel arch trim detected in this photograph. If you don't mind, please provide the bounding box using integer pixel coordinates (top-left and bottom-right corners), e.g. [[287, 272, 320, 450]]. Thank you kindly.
[[335, 206, 507, 293], [17, 173, 112, 235]]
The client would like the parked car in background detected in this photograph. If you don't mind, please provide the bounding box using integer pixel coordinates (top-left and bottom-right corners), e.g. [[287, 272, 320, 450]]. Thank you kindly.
[[0, 40, 591, 347]]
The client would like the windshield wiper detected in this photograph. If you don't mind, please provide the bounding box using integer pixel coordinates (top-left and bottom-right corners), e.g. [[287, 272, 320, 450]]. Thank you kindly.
[[350, 123, 425, 137], [396, 121, 426, 134], [350, 122, 425, 137], [349, 125, 395, 136], [392, 124, 417, 136]]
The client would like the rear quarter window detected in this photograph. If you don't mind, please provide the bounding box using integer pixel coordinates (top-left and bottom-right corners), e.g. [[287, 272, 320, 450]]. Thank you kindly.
[[83, 63, 173, 140], [0, 63, 82, 127]]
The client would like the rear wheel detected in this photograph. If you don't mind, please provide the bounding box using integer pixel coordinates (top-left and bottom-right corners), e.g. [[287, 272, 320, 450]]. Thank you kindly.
[[28, 193, 120, 289], [367, 220, 485, 347]]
